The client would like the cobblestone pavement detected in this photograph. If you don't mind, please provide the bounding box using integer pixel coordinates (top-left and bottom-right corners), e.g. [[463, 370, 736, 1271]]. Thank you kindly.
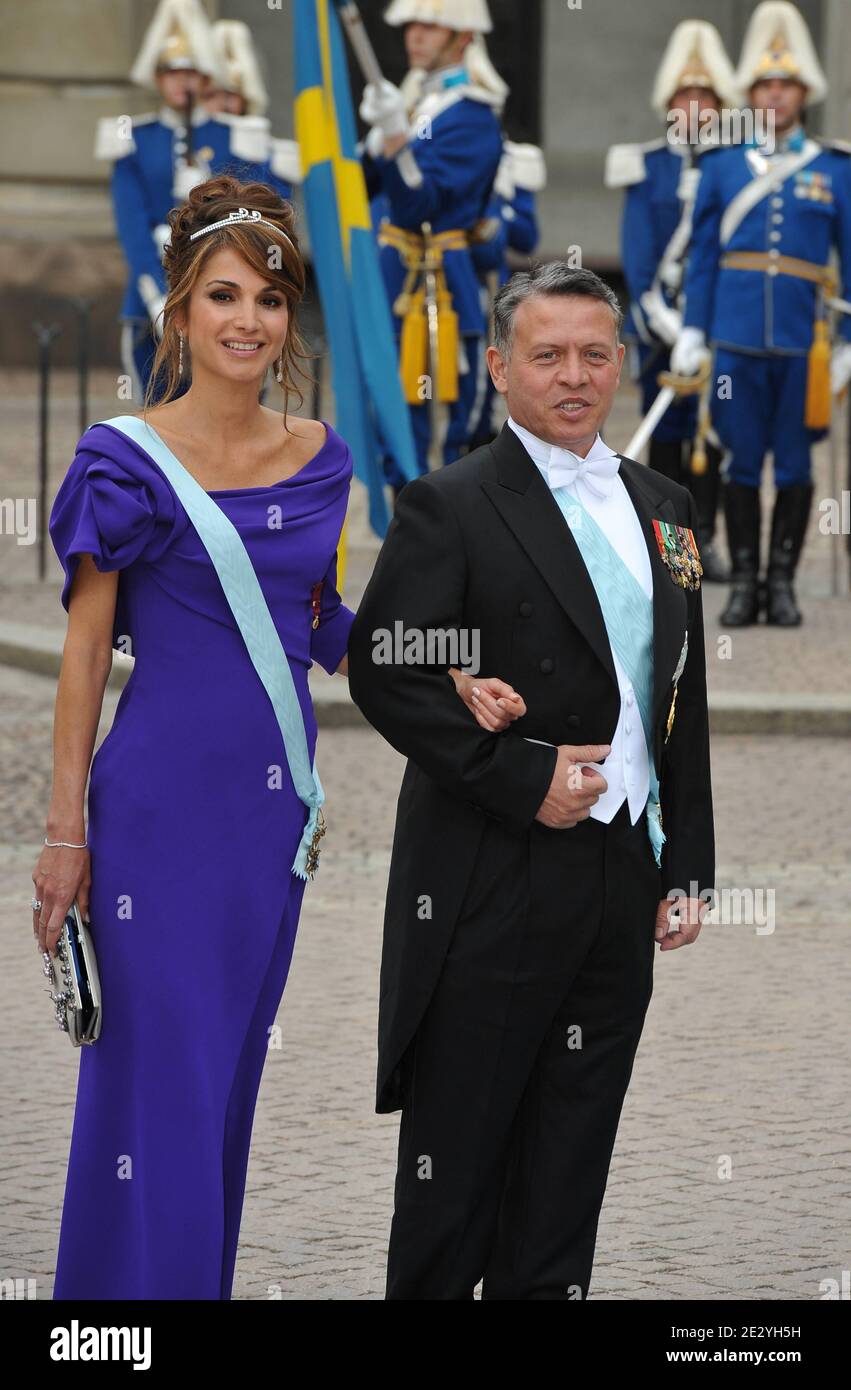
[[1, 664, 849, 1300], [2, 369, 850, 704]]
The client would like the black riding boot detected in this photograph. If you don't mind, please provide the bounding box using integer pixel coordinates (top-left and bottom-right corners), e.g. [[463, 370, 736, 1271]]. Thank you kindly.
[[719, 482, 761, 626], [648, 437, 685, 487], [764, 483, 813, 626]]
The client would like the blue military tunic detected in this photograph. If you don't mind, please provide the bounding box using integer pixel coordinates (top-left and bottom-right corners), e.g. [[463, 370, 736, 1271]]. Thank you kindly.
[[97, 106, 294, 320], [364, 69, 503, 337], [468, 151, 542, 443], [363, 65, 503, 480], [680, 128, 851, 486], [607, 137, 700, 442], [683, 133, 851, 354]]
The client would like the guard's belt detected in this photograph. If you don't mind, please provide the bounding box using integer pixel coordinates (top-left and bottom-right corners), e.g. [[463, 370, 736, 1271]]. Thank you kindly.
[[720, 251, 837, 289]]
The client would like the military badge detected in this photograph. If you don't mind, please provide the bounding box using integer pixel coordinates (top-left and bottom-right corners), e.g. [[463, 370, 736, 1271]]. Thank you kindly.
[[794, 169, 833, 205], [652, 520, 703, 590], [665, 631, 689, 743]]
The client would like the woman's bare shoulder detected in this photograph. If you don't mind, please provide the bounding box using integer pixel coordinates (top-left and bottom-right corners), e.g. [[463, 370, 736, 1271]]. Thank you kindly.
[[265, 408, 326, 444]]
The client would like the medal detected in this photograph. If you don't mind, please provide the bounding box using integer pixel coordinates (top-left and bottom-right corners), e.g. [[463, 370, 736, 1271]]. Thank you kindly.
[[665, 632, 689, 744], [305, 808, 326, 880], [665, 686, 678, 742], [653, 520, 702, 590]]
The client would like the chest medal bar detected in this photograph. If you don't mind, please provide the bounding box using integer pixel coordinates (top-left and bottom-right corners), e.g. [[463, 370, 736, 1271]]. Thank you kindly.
[[652, 519, 703, 590]]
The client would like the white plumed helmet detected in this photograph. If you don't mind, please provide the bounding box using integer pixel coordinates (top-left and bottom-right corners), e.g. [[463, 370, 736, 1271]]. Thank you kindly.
[[651, 20, 739, 117], [383, 0, 493, 33], [735, 1, 827, 107]]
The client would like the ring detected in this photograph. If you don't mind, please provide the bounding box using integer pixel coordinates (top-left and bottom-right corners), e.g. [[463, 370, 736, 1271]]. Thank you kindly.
[[31, 897, 42, 912]]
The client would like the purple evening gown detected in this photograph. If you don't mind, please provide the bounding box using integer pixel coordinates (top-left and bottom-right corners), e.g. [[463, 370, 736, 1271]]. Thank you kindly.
[[48, 418, 354, 1299]]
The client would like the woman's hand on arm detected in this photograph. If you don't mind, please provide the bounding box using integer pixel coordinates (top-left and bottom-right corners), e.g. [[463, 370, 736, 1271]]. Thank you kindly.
[[33, 556, 117, 957], [448, 668, 526, 733], [335, 652, 348, 677]]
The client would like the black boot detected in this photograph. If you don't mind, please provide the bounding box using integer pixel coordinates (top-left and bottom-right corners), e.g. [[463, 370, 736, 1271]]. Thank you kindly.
[[689, 441, 730, 582], [648, 437, 685, 487], [765, 483, 813, 626], [719, 482, 761, 626]]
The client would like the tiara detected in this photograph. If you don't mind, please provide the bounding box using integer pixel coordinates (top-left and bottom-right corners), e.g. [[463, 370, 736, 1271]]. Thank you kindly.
[[188, 207, 294, 245]]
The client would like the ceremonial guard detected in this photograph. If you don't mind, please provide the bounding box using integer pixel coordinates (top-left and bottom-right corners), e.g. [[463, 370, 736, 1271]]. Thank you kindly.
[[672, 2, 851, 625], [95, 0, 293, 402], [605, 21, 738, 582], [359, 0, 504, 486], [205, 20, 302, 199], [468, 139, 546, 448]]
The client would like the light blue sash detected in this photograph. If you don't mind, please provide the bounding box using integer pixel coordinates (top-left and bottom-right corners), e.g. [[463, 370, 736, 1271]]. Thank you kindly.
[[550, 486, 665, 867], [101, 414, 324, 880]]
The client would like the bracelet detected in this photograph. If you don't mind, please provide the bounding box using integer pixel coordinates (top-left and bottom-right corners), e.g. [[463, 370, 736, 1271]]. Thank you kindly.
[[44, 836, 88, 849]]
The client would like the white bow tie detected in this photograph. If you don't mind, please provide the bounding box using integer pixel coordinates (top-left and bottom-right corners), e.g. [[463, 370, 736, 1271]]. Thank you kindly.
[[546, 443, 620, 499]]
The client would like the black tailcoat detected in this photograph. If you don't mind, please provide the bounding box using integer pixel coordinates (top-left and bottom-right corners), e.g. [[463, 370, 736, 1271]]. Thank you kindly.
[[347, 422, 714, 1113]]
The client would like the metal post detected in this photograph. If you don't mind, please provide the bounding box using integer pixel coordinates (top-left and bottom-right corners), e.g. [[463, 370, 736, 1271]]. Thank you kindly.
[[74, 296, 94, 437], [33, 322, 62, 582]]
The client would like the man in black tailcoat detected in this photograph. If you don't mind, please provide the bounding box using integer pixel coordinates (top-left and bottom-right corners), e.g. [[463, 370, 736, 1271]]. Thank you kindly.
[[347, 263, 715, 1300]]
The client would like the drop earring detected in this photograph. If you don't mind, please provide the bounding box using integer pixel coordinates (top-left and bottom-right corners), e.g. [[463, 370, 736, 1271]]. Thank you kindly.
[[275, 351, 283, 384], [178, 330, 184, 376]]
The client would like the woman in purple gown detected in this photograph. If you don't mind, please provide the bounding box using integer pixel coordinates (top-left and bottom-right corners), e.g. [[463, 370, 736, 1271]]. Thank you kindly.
[[34, 176, 524, 1300]]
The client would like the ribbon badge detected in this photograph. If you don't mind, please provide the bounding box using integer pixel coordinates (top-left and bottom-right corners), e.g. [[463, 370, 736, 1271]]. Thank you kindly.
[[653, 520, 703, 591]]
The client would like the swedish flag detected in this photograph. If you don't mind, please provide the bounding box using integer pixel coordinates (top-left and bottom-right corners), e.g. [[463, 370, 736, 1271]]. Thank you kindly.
[[294, 0, 418, 538]]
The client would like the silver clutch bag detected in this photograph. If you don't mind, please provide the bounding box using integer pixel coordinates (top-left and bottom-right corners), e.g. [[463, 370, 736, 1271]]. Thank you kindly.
[[42, 900, 102, 1045]]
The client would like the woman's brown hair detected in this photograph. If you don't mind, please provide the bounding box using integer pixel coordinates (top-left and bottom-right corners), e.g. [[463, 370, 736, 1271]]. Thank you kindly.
[[143, 175, 314, 428]]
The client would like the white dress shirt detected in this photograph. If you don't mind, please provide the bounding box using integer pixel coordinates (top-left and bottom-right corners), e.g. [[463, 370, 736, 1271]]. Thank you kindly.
[[507, 415, 654, 826]]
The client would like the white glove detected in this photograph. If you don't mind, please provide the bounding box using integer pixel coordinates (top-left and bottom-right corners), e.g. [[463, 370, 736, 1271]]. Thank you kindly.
[[153, 222, 170, 262], [359, 79, 408, 140], [639, 291, 682, 346], [658, 258, 683, 292], [830, 341, 851, 396], [671, 326, 707, 376], [148, 295, 166, 340], [172, 162, 207, 201], [138, 274, 166, 341]]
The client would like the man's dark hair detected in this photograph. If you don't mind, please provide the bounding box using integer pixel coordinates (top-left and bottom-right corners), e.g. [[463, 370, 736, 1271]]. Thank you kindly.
[[492, 263, 624, 358]]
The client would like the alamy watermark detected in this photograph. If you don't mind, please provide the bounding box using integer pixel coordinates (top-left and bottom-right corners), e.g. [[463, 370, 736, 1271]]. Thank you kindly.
[[668, 881, 776, 935], [372, 623, 480, 675], [667, 102, 776, 152]]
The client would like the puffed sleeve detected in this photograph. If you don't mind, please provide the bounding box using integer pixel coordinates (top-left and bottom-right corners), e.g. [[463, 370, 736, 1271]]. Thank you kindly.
[[308, 436, 355, 675], [49, 422, 182, 615]]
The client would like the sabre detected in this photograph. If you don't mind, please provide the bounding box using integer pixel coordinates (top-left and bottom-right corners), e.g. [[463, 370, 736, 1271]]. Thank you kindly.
[[624, 356, 711, 461], [829, 406, 840, 597], [185, 89, 194, 165], [624, 386, 677, 460], [336, 1, 385, 84], [824, 296, 851, 596], [422, 222, 442, 469]]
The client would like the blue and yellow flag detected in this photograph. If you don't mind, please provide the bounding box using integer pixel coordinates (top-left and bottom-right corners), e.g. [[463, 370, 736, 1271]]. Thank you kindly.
[[294, 0, 418, 538]]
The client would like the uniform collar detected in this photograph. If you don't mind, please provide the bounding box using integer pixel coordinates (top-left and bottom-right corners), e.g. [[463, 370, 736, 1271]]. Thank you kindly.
[[747, 122, 806, 157], [420, 63, 468, 97], [159, 104, 208, 130], [778, 124, 806, 153]]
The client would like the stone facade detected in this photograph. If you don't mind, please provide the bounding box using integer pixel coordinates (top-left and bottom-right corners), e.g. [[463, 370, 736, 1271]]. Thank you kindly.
[[1, 0, 848, 365]]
